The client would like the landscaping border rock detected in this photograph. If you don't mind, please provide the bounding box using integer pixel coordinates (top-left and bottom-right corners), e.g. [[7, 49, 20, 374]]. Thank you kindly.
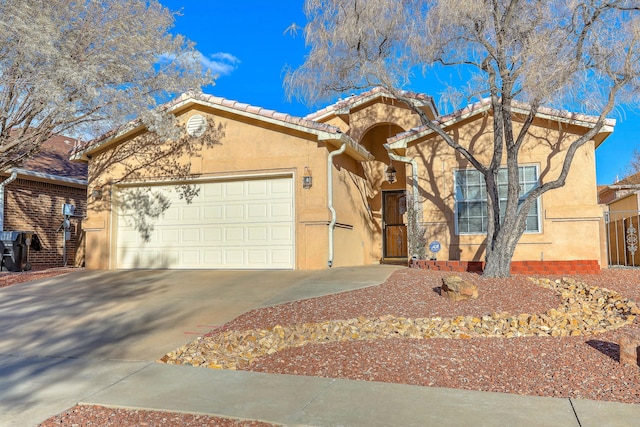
[[161, 277, 639, 370]]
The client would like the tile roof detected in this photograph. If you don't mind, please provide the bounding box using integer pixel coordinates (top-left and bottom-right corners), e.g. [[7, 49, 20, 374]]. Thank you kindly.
[[176, 92, 344, 135], [74, 92, 345, 156], [21, 134, 87, 181], [610, 170, 640, 186], [305, 87, 436, 121], [387, 98, 616, 145]]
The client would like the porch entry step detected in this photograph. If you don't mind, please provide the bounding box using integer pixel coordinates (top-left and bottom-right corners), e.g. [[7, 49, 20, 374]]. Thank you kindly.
[[381, 258, 408, 266]]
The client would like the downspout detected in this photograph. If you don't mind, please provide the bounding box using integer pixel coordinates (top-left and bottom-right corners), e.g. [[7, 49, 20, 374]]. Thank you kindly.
[[387, 151, 421, 257], [327, 142, 347, 267], [0, 171, 18, 231]]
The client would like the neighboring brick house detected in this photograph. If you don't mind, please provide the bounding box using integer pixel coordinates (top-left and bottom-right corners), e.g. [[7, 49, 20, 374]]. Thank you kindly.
[[1, 135, 87, 268]]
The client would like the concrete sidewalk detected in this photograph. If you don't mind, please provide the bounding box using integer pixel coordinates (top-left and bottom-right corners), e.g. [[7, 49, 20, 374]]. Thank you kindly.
[[82, 363, 640, 427]]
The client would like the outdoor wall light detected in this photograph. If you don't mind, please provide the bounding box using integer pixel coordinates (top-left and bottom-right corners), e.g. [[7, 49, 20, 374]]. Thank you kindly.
[[302, 167, 313, 189], [385, 164, 397, 183], [91, 188, 103, 199]]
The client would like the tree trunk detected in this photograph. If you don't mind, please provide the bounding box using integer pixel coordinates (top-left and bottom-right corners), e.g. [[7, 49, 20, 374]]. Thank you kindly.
[[483, 227, 520, 278], [482, 247, 512, 277]]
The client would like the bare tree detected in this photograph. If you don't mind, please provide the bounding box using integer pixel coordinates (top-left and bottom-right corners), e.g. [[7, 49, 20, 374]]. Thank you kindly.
[[624, 149, 640, 178], [0, 0, 214, 171], [287, 0, 640, 277], [86, 115, 225, 241]]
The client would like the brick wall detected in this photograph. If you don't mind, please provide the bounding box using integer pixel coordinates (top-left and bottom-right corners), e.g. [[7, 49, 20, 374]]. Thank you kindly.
[[410, 259, 601, 275], [3, 178, 86, 268]]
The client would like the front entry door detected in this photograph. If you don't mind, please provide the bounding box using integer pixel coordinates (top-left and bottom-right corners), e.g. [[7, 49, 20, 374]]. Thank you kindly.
[[383, 191, 408, 258]]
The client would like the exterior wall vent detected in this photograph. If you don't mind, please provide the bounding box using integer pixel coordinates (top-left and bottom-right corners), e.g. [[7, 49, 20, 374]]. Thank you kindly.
[[186, 114, 207, 137]]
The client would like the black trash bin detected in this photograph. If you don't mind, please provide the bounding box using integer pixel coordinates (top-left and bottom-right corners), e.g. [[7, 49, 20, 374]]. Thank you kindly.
[[0, 231, 42, 272]]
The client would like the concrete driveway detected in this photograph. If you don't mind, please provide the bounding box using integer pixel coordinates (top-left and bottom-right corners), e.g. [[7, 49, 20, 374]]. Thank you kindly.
[[0, 265, 399, 426]]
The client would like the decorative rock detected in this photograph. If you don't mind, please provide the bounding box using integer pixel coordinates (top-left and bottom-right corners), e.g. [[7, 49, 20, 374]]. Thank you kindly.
[[619, 331, 640, 367], [160, 277, 639, 370], [441, 276, 478, 301]]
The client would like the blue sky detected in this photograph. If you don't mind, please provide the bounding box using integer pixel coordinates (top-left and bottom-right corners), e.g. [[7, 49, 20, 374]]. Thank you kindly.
[[160, 0, 636, 185]]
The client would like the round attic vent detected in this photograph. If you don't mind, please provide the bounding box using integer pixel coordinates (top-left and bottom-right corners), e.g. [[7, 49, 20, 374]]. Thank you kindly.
[[186, 114, 207, 137]]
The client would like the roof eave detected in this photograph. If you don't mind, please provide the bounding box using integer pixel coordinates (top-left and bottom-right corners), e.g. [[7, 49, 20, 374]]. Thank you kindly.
[[307, 88, 438, 122], [320, 133, 374, 162], [73, 94, 374, 163], [387, 103, 615, 149], [7, 168, 87, 188]]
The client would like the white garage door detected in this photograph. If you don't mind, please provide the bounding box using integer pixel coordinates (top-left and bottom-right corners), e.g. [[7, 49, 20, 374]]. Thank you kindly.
[[115, 176, 294, 269]]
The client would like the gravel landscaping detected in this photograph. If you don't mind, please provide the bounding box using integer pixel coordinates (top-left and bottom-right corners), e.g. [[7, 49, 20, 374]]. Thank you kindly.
[[38, 405, 277, 427], [0, 267, 77, 287], [164, 268, 640, 404], [39, 267, 640, 425]]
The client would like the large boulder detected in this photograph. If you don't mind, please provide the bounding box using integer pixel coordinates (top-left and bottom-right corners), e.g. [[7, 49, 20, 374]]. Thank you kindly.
[[441, 276, 478, 301]]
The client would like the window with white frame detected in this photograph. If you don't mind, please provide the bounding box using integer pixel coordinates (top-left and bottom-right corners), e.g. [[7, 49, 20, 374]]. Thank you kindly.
[[454, 165, 540, 234]]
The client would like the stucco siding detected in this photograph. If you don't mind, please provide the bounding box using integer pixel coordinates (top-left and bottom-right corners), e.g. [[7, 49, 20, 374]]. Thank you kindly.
[[84, 108, 338, 269], [81, 91, 608, 271], [407, 115, 603, 265]]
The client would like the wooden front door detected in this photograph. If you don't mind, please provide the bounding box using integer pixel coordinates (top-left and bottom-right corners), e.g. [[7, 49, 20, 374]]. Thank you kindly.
[[383, 191, 407, 258]]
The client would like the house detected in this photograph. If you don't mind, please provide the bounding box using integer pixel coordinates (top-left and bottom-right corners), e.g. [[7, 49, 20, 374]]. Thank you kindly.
[[598, 171, 640, 205], [1, 135, 87, 268], [598, 171, 640, 267], [72, 88, 611, 273]]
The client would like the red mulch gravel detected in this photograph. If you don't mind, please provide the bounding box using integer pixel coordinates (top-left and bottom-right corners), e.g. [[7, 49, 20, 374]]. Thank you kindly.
[[38, 405, 277, 427], [220, 268, 640, 404], [37, 267, 640, 425], [215, 268, 562, 333], [0, 267, 77, 287]]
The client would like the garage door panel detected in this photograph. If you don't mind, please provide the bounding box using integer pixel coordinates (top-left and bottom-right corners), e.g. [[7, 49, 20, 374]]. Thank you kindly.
[[203, 250, 223, 264], [247, 227, 268, 243], [160, 228, 180, 243], [119, 248, 167, 269], [271, 202, 293, 219], [179, 249, 202, 265], [181, 228, 200, 242], [248, 180, 268, 196], [162, 250, 180, 267], [203, 205, 223, 220], [119, 227, 161, 244], [203, 182, 222, 199], [224, 250, 245, 265], [116, 176, 294, 269], [224, 181, 245, 198], [162, 206, 181, 221], [248, 203, 268, 220], [272, 249, 294, 265], [224, 227, 244, 242], [182, 206, 201, 221], [248, 249, 268, 265], [203, 228, 222, 243], [271, 178, 293, 196], [224, 204, 245, 220], [271, 225, 293, 242]]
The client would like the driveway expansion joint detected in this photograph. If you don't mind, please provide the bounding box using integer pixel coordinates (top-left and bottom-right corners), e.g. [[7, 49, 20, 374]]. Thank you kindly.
[[568, 398, 583, 427]]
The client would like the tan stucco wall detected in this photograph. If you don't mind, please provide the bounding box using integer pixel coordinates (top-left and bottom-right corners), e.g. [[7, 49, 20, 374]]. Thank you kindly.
[[407, 114, 604, 265], [321, 100, 422, 143], [83, 96, 606, 270], [84, 106, 345, 269], [608, 192, 640, 212]]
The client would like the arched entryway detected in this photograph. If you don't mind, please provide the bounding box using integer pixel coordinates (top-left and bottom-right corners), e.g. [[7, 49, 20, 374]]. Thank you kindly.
[[359, 123, 409, 264]]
